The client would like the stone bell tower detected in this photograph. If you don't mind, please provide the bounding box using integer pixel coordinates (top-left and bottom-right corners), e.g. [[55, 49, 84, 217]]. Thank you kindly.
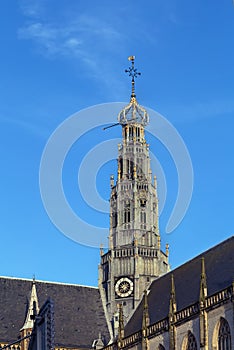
[[99, 56, 169, 337]]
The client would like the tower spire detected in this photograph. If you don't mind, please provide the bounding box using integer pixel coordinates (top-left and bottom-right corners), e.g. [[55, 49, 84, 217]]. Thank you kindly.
[[142, 290, 150, 350], [169, 274, 177, 317], [199, 257, 207, 304], [21, 279, 39, 331], [125, 56, 141, 99], [142, 290, 150, 332], [199, 257, 208, 348], [118, 304, 125, 341], [20, 279, 40, 350], [169, 274, 176, 350]]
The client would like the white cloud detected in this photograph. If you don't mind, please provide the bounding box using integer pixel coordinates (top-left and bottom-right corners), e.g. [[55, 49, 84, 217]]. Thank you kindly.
[[65, 38, 82, 49], [17, 1, 178, 97], [19, 0, 44, 18], [17, 7, 129, 97], [18, 8, 125, 59], [19, 22, 56, 41]]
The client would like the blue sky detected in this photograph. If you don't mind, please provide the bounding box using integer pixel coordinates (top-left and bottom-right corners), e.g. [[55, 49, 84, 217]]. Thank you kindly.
[[1, 0, 234, 286]]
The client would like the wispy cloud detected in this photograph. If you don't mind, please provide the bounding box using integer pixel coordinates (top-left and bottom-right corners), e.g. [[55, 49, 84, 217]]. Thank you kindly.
[[18, 1, 123, 63], [17, 1, 180, 98], [18, 3, 128, 96], [18, 21, 83, 57], [19, 0, 44, 18]]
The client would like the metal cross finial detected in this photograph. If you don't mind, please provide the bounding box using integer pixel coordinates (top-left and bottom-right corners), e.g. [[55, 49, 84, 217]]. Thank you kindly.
[[125, 56, 141, 98]]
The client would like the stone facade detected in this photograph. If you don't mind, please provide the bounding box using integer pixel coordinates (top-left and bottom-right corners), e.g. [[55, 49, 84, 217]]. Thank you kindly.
[[102, 280, 234, 350]]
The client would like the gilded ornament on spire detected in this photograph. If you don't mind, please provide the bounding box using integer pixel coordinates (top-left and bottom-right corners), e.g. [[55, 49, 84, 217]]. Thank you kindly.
[[125, 56, 141, 98]]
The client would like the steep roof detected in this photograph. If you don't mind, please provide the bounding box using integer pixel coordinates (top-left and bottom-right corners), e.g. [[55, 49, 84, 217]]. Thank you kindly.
[[0, 278, 109, 348], [125, 236, 234, 336]]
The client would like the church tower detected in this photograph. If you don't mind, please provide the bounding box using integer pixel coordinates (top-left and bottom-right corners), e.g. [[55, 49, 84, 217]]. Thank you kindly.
[[99, 57, 169, 336]]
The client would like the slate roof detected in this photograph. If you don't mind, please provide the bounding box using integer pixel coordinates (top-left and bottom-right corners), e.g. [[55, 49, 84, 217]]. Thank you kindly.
[[0, 278, 110, 348], [125, 236, 234, 336]]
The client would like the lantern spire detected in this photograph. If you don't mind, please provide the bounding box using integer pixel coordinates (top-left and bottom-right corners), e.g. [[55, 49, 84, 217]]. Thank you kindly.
[[118, 56, 149, 126]]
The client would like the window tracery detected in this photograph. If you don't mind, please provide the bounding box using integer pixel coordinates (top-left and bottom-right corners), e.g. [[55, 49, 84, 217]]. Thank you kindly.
[[186, 331, 197, 350], [218, 317, 231, 350]]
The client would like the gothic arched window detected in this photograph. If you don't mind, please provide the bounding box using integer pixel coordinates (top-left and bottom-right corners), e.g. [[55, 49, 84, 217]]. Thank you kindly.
[[186, 331, 198, 350], [218, 317, 231, 350]]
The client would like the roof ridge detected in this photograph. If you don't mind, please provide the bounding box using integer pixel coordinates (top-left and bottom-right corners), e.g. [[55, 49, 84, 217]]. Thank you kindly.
[[128, 236, 234, 323], [170, 235, 234, 273], [0, 275, 98, 289]]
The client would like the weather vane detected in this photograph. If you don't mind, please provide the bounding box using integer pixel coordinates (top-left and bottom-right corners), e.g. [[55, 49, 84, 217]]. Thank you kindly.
[[125, 56, 141, 98]]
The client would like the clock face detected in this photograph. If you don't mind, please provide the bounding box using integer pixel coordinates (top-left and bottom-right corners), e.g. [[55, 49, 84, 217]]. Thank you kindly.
[[115, 277, 134, 298]]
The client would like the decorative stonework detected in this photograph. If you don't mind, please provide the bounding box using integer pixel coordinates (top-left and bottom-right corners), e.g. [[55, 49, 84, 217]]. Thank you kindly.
[[101, 282, 233, 350]]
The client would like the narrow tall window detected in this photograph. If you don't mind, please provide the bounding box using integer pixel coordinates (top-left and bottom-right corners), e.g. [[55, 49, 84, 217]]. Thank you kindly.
[[136, 127, 140, 140], [130, 160, 134, 178], [218, 317, 231, 350], [112, 211, 117, 228], [129, 127, 133, 139], [124, 201, 131, 226], [140, 211, 146, 229], [119, 158, 123, 178], [186, 331, 197, 350]]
